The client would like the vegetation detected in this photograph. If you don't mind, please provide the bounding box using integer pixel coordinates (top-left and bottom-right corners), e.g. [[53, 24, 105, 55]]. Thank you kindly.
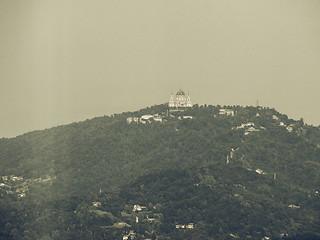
[[0, 104, 320, 239]]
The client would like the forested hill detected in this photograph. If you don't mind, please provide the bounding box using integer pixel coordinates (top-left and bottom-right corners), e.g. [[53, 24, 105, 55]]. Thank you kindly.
[[1, 104, 320, 240]]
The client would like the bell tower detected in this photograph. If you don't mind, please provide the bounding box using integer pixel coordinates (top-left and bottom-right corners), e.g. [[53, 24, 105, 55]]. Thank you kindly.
[[169, 92, 175, 107]]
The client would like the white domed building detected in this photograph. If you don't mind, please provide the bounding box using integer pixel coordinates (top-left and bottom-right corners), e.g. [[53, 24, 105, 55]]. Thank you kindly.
[[169, 89, 192, 108]]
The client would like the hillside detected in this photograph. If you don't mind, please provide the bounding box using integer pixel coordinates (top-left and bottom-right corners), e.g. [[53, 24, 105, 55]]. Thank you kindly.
[[0, 104, 320, 240]]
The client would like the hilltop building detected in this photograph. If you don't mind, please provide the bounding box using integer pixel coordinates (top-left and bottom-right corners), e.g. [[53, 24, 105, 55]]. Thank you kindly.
[[169, 89, 192, 108]]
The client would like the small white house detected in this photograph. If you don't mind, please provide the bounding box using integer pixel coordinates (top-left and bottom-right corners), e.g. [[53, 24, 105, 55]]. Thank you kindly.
[[153, 117, 163, 122], [147, 216, 156, 221], [133, 204, 142, 211], [288, 204, 300, 209], [247, 127, 259, 132], [127, 117, 133, 123], [237, 122, 255, 129], [141, 115, 154, 120], [127, 117, 139, 124], [175, 225, 185, 229], [229, 233, 239, 238], [175, 223, 194, 229], [255, 169, 264, 174], [18, 193, 26, 198], [220, 109, 234, 116], [93, 202, 101, 207], [286, 126, 293, 132], [186, 223, 194, 229], [133, 204, 146, 211], [12, 176, 23, 181]]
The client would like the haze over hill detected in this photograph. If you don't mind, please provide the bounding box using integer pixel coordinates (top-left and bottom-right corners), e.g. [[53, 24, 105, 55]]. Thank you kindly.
[[0, 104, 320, 239], [1, 1, 320, 238], [1, 0, 320, 138]]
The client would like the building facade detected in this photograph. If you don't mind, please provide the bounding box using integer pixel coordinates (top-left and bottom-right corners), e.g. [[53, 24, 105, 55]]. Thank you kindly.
[[169, 89, 192, 108]]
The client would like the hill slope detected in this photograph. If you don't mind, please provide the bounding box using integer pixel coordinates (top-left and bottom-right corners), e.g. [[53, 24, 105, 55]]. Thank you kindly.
[[0, 104, 320, 239]]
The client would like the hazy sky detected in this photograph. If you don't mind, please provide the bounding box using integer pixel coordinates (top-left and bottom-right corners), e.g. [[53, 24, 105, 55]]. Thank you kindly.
[[1, 0, 320, 138]]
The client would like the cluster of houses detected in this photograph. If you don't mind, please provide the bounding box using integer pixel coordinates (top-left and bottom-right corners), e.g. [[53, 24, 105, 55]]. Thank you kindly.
[[120, 205, 158, 240], [272, 115, 295, 132], [221, 111, 297, 135], [234, 119, 294, 136], [0, 175, 54, 199], [132, 205, 156, 223], [236, 122, 256, 129], [233, 122, 262, 135], [175, 223, 194, 229], [1, 175, 23, 181], [122, 230, 136, 240], [123, 203, 194, 239], [127, 114, 194, 125], [127, 106, 298, 140], [127, 114, 164, 124], [279, 122, 294, 132], [0, 175, 27, 198], [122, 230, 154, 240]]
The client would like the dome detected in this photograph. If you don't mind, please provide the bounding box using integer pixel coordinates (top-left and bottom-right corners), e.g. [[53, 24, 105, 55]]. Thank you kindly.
[[176, 89, 185, 95]]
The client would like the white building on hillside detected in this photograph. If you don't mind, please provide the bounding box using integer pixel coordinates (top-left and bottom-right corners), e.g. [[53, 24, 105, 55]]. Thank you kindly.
[[169, 89, 192, 108]]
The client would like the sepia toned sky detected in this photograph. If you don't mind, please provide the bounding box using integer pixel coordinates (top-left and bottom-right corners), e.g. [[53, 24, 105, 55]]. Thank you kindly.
[[1, 0, 320, 138]]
